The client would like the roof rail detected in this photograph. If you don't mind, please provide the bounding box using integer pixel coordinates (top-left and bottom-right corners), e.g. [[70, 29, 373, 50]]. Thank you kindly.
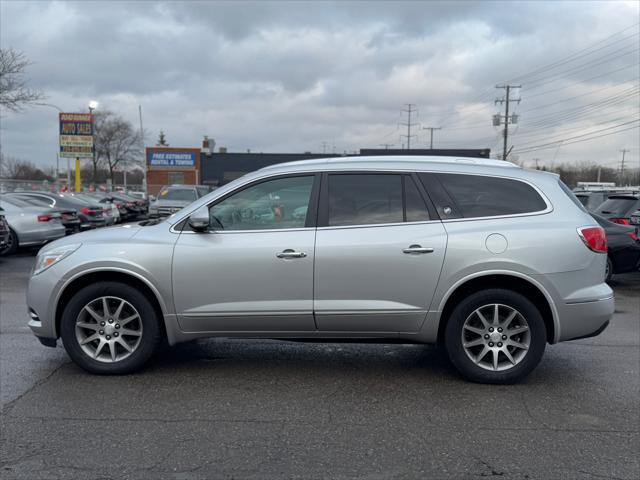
[[260, 155, 520, 171]]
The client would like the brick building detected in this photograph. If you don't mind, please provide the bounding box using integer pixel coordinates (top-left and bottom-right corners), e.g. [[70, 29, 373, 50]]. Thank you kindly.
[[146, 147, 201, 194]]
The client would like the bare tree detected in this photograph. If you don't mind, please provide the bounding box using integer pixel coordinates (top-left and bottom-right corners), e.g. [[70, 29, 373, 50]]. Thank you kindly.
[[0, 48, 44, 112], [0, 154, 53, 180], [95, 113, 142, 183]]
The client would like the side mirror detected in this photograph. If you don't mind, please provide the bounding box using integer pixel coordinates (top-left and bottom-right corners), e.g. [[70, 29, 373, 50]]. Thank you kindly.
[[188, 205, 210, 232]]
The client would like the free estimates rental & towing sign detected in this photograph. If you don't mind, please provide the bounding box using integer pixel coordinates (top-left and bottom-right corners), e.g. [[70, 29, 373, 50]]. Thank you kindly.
[[59, 113, 93, 158]]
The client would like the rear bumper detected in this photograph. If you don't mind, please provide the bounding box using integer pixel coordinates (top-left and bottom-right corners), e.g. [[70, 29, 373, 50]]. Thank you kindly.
[[557, 295, 614, 342]]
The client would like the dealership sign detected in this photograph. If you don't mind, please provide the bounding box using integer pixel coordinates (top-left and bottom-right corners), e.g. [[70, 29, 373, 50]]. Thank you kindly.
[[59, 113, 94, 158], [147, 150, 197, 168]]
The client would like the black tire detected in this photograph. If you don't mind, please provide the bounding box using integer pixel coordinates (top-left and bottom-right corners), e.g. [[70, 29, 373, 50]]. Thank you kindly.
[[60, 281, 162, 374], [0, 229, 18, 256], [605, 257, 613, 283], [444, 289, 546, 384]]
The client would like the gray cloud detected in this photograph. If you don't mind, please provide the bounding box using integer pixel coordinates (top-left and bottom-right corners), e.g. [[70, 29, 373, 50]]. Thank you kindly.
[[1, 0, 638, 172]]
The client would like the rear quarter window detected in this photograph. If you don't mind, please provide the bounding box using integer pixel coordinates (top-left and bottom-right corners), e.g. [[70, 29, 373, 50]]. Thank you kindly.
[[434, 173, 548, 218]]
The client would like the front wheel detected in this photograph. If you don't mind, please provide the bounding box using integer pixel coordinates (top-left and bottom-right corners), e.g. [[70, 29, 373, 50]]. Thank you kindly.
[[60, 282, 162, 374], [444, 289, 546, 384]]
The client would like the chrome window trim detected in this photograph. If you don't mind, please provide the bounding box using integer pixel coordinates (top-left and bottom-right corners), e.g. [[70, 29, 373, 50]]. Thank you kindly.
[[316, 220, 441, 231], [173, 226, 314, 235]]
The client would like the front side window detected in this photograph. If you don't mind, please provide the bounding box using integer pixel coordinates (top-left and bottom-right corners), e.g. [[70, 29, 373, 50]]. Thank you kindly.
[[209, 175, 314, 231], [327, 174, 403, 226], [435, 173, 547, 218]]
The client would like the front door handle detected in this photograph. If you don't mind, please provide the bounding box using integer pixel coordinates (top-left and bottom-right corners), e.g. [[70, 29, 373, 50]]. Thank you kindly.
[[276, 249, 307, 259], [402, 245, 434, 254]]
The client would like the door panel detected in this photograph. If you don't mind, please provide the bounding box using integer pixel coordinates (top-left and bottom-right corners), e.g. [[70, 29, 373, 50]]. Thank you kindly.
[[172, 174, 319, 333], [314, 222, 447, 332], [173, 230, 316, 332]]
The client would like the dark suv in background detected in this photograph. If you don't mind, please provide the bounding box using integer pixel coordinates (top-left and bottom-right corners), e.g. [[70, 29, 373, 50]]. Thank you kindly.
[[595, 194, 640, 225], [148, 185, 211, 218]]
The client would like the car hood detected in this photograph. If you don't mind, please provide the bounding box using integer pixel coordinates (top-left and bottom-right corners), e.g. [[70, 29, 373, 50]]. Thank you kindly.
[[151, 199, 192, 207], [39, 222, 142, 253]]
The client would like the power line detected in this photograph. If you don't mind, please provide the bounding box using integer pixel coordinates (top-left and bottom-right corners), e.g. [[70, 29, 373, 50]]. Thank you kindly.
[[523, 46, 640, 92], [519, 81, 640, 114], [505, 23, 640, 83], [512, 120, 639, 154]]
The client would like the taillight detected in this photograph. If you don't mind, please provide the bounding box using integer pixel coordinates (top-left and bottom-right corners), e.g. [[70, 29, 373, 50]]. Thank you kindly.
[[80, 207, 91, 215], [629, 232, 639, 242], [37, 215, 52, 222], [610, 218, 630, 225], [578, 226, 607, 253]]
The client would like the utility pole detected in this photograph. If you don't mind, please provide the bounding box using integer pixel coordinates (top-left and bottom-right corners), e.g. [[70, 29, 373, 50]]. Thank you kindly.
[[422, 126, 441, 149], [399, 104, 418, 150], [379, 143, 394, 150], [494, 85, 521, 160], [620, 148, 629, 186], [321, 141, 328, 154]]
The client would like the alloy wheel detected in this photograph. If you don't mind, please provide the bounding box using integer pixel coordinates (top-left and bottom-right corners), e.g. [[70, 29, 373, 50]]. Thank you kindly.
[[75, 296, 143, 363], [461, 303, 531, 372]]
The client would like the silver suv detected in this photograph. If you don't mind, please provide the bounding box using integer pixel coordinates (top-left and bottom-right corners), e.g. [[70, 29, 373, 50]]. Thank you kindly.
[[27, 156, 613, 383]]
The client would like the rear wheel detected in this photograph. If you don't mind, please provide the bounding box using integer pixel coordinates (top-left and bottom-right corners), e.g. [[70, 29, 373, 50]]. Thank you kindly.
[[444, 289, 546, 384], [0, 229, 18, 256], [60, 282, 162, 374]]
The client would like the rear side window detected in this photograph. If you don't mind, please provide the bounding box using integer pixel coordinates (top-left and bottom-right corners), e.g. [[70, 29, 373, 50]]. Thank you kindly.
[[327, 174, 403, 226], [435, 173, 547, 218]]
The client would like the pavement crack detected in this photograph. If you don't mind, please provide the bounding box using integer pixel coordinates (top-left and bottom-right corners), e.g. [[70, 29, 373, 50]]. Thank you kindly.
[[1, 360, 70, 414]]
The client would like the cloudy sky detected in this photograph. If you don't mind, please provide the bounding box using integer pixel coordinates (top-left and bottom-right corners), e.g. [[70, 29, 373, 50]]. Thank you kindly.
[[1, 0, 638, 172]]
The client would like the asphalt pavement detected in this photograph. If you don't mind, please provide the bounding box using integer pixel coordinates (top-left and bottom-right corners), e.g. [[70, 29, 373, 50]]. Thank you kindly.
[[1, 249, 638, 479]]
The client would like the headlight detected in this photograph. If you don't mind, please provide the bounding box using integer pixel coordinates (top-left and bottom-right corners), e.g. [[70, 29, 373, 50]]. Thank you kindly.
[[33, 244, 81, 276]]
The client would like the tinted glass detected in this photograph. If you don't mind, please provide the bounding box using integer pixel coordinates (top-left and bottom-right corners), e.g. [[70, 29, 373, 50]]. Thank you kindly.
[[328, 174, 402, 226], [437, 174, 547, 218], [404, 176, 430, 222], [12, 194, 54, 207], [196, 186, 210, 197], [596, 197, 639, 216], [558, 180, 587, 212], [209, 176, 314, 231], [8, 195, 47, 207], [158, 188, 197, 202]]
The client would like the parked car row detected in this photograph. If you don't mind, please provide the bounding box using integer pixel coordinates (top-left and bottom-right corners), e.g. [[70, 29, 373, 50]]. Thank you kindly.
[[574, 189, 640, 224], [0, 190, 149, 256]]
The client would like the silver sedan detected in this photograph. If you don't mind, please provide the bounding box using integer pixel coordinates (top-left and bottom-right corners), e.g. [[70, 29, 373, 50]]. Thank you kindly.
[[0, 196, 66, 255]]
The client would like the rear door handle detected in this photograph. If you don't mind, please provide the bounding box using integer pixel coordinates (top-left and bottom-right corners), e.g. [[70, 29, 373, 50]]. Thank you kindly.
[[402, 245, 434, 254], [276, 249, 307, 259]]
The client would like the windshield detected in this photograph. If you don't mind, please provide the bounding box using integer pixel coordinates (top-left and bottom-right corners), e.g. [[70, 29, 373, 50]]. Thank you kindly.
[[157, 187, 197, 202]]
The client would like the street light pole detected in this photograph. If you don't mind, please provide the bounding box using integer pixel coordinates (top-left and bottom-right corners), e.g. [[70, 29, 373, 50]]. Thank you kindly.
[[35, 103, 67, 188], [87, 101, 98, 192]]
